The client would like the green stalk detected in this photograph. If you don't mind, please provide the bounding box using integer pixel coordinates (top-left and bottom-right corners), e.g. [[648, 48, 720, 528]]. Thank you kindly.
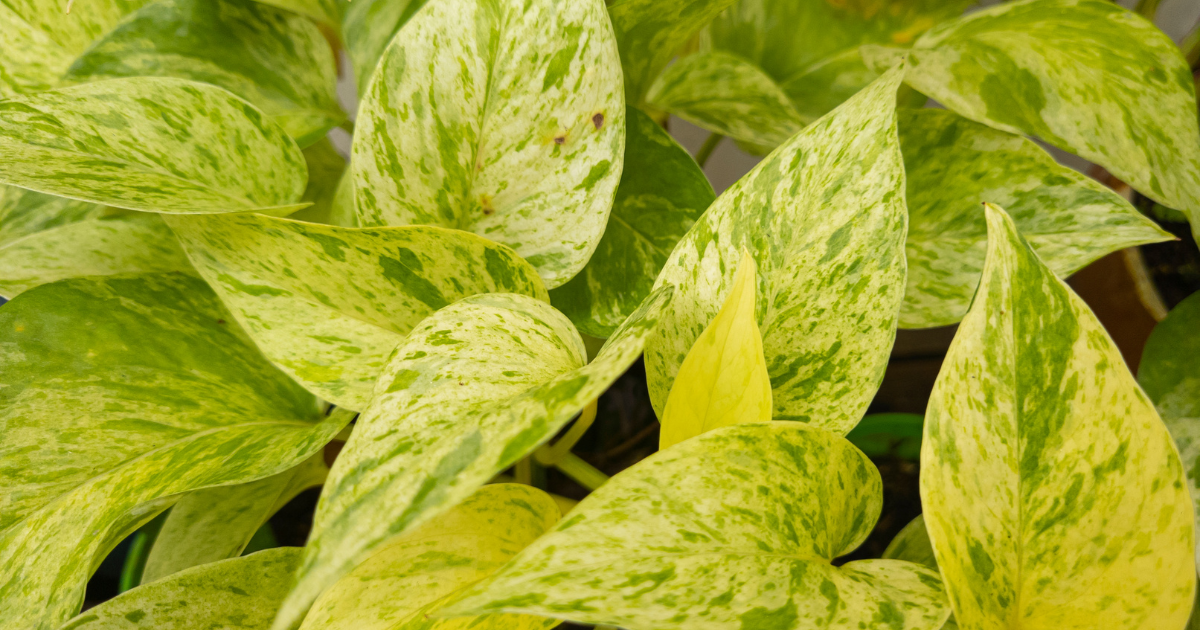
[[694, 132, 724, 168], [554, 453, 609, 491], [118, 512, 168, 592], [1134, 0, 1161, 20]]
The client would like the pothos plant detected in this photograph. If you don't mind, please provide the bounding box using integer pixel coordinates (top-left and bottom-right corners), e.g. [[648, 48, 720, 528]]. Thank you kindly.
[[2, 0, 1200, 629]]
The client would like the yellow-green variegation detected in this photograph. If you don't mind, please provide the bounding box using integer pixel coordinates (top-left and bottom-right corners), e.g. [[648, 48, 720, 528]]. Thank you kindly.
[[899, 108, 1172, 328], [645, 66, 907, 433], [64, 0, 345, 147], [659, 250, 771, 450], [0, 77, 307, 214], [921, 204, 1195, 630], [883, 515, 937, 571], [299, 484, 560, 630], [869, 0, 1200, 243], [550, 107, 714, 338], [444, 423, 951, 630], [0, 273, 350, 630], [142, 453, 328, 583], [353, 0, 624, 288], [167, 214, 548, 410], [272, 288, 673, 630], [59, 548, 303, 630]]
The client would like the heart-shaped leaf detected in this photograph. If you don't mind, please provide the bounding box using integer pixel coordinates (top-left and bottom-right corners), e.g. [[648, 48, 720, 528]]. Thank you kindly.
[[272, 288, 672, 630], [0, 77, 307, 214], [168, 214, 548, 410], [299, 484, 561, 630], [64, 0, 345, 147], [0, 273, 349, 630], [646, 66, 908, 433], [353, 0, 624, 287], [550, 106, 713, 337], [921, 204, 1195, 629], [444, 423, 950, 630], [899, 108, 1171, 328], [868, 0, 1200, 243]]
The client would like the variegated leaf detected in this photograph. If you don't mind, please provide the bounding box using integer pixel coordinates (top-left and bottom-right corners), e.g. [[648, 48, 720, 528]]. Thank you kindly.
[[646, 51, 803, 149], [0, 77, 307, 214], [272, 288, 673, 630], [899, 108, 1171, 329], [550, 107, 713, 337], [0, 273, 350, 630], [64, 0, 344, 147], [61, 548, 302, 630], [883, 515, 937, 571], [444, 423, 950, 630], [353, 0, 625, 288], [289, 138, 350, 225], [645, 66, 907, 433], [142, 452, 328, 583], [342, 0, 428, 96], [1139, 291, 1200, 568], [299, 484, 560, 630], [921, 204, 1195, 630], [870, 0, 1200, 243], [167, 214, 548, 410], [0, 0, 150, 98], [659, 250, 771, 450], [607, 0, 739, 106], [254, 0, 341, 29]]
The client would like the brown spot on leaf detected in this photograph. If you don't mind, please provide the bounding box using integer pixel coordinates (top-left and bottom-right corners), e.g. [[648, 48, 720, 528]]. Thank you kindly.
[[554, 135, 566, 145], [592, 112, 605, 130], [480, 194, 495, 215], [217, 319, 226, 325]]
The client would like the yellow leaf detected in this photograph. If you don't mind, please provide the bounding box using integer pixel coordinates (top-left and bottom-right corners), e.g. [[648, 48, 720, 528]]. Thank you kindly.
[[659, 250, 772, 449]]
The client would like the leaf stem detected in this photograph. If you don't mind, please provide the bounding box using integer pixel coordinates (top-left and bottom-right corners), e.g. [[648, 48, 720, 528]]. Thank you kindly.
[[1134, 0, 1161, 19], [535, 400, 598, 466], [694, 132, 724, 168], [338, 118, 355, 135], [118, 512, 168, 592], [554, 452, 609, 491]]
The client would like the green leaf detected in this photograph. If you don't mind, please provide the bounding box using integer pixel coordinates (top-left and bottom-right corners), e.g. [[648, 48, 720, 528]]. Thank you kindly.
[[288, 138, 350, 225], [0, 0, 150, 98], [60, 548, 302, 630], [299, 484, 560, 630], [646, 51, 803, 149], [883, 515, 937, 570], [550, 107, 713, 337], [921, 204, 1195, 630], [253, 0, 341, 29], [444, 423, 951, 630], [845, 412, 923, 460], [0, 77, 307, 214], [646, 66, 908, 433], [142, 452, 328, 583], [342, 0, 428, 97], [167, 214, 548, 410], [659, 250, 771, 450], [272, 288, 673, 630], [64, 0, 344, 147], [873, 0, 1200, 244], [606, 0, 739, 106], [0, 273, 349, 630], [353, 0, 625, 288], [898, 108, 1172, 329]]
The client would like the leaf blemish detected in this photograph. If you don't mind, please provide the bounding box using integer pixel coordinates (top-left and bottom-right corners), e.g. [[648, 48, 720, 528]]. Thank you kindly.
[[592, 112, 605, 130], [554, 135, 566, 145], [480, 194, 495, 215]]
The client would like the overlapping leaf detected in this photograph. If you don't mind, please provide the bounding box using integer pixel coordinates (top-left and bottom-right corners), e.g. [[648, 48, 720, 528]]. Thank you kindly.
[[868, 0, 1200, 243], [921, 204, 1195, 630], [254, 0, 341, 29], [550, 107, 713, 337], [342, 0, 428, 96], [168, 214, 547, 410], [142, 453, 328, 583], [60, 548, 303, 630], [659, 250, 771, 450], [299, 484, 560, 630], [289, 139, 351, 226], [883, 515, 937, 571], [272, 288, 672, 630], [353, 0, 625, 287], [65, 0, 344, 147], [0, 77, 307, 214], [645, 66, 908, 433], [899, 108, 1171, 328], [0, 273, 349, 630], [445, 423, 950, 630]]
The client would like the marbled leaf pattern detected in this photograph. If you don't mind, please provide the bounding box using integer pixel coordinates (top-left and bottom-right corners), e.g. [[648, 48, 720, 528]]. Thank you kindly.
[[899, 108, 1171, 328], [0, 273, 349, 630], [353, 0, 625, 288], [272, 288, 672, 630], [65, 0, 344, 147], [646, 66, 907, 433], [921, 204, 1195, 630], [0, 77, 307, 214], [550, 107, 714, 337], [445, 423, 951, 630], [168, 213, 548, 410]]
